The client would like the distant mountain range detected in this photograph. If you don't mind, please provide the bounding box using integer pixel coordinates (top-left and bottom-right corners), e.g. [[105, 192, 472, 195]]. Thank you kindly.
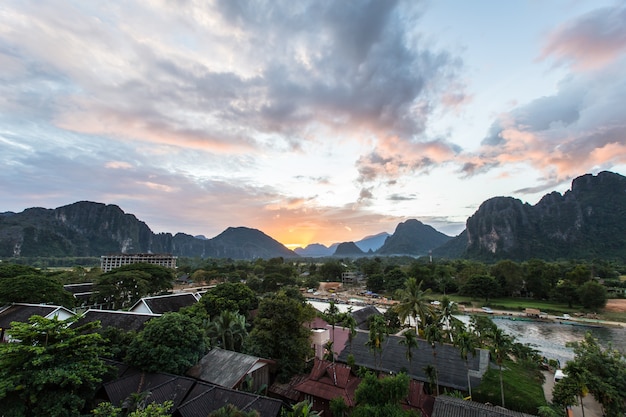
[[1, 171, 625, 261]]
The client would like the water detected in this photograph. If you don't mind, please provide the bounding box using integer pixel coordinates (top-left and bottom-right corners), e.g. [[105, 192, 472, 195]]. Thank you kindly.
[[308, 300, 626, 367], [457, 315, 626, 366]]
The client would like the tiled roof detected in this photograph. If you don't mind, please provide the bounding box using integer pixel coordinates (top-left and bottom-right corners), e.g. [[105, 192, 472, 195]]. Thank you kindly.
[[175, 382, 283, 417], [431, 396, 538, 417], [293, 358, 361, 407], [186, 348, 268, 389], [101, 367, 283, 417], [74, 309, 158, 332], [336, 331, 486, 391], [0, 303, 74, 328], [351, 305, 383, 329], [131, 292, 200, 314]]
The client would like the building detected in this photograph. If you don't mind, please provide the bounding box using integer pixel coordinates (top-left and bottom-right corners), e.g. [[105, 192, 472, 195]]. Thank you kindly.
[[129, 292, 200, 315], [0, 303, 75, 342], [100, 253, 177, 273]]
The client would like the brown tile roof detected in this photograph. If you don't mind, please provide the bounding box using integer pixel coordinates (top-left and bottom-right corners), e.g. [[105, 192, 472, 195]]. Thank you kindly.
[[293, 358, 361, 407]]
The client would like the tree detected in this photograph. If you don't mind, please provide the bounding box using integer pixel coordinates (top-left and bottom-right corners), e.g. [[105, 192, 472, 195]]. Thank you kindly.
[[207, 310, 248, 352], [284, 400, 322, 417], [0, 315, 109, 417], [0, 273, 75, 308], [424, 321, 444, 395], [110, 263, 174, 294], [562, 333, 626, 417], [199, 282, 258, 318], [384, 267, 408, 293], [454, 331, 478, 399], [126, 312, 209, 375], [366, 274, 385, 293], [365, 314, 388, 372], [577, 280, 607, 310], [207, 404, 259, 417], [92, 270, 150, 310], [352, 372, 411, 417], [488, 328, 513, 408], [246, 292, 316, 382], [92, 399, 173, 417], [491, 260, 524, 297], [341, 310, 358, 354], [460, 275, 499, 303], [323, 300, 342, 358], [399, 329, 418, 367], [394, 277, 432, 334]]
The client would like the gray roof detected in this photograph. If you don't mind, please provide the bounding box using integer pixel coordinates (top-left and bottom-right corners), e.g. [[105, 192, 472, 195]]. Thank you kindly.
[[0, 303, 73, 328], [101, 366, 282, 417], [186, 348, 269, 389], [175, 382, 283, 417], [75, 309, 158, 332], [351, 305, 383, 329], [432, 396, 538, 417], [337, 332, 487, 391], [132, 293, 199, 314]]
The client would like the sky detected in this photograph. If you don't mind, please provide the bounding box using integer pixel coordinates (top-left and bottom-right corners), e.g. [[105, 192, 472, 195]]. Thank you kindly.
[[2, 0, 626, 249]]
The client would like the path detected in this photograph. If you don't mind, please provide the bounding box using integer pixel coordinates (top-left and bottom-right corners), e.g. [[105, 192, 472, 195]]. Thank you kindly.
[[542, 371, 603, 417]]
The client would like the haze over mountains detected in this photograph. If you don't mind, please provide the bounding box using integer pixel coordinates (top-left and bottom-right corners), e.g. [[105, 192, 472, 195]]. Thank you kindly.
[[1, 171, 625, 261]]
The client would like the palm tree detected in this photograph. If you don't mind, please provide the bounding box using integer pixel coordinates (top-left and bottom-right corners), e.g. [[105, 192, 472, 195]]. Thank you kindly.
[[439, 296, 462, 343], [365, 314, 388, 372], [207, 310, 248, 352], [488, 328, 513, 408], [395, 277, 433, 335], [399, 329, 419, 369], [424, 320, 444, 396], [454, 331, 477, 399], [286, 400, 322, 417], [323, 301, 341, 361], [341, 310, 357, 355], [208, 404, 260, 417]]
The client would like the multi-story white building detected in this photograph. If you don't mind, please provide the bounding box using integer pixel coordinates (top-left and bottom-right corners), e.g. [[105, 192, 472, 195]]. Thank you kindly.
[[100, 253, 177, 273]]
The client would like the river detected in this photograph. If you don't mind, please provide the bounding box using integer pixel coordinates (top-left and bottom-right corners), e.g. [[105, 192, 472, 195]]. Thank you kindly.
[[308, 300, 626, 367]]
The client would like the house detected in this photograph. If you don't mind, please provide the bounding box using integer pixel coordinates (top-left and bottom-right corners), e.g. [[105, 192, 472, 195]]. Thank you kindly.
[[336, 331, 490, 393], [291, 358, 434, 417], [99, 364, 283, 417], [63, 282, 95, 308], [73, 309, 159, 333], [431, 395, 538, 417], [129, 292, 200, 315], [186, 348, 273, 393], [292, 358, 361, 416], [0, 303, 75, 342], [351, 305, 383, 330]]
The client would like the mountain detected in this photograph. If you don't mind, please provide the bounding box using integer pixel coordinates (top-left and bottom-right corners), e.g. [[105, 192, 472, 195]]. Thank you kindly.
[[375, 219, 452, 256], [294, 243, 334, 257], [333, 242, 365, 256], [0, 201, 297, 260], [354, 232, 390, 252], [435, 171, 626, 261], [294, 233, 389, 257]]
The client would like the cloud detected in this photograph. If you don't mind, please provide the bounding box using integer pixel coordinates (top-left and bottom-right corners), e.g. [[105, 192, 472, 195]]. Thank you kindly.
[[539, 4, 626, 70], [465, 5, 626, 191]]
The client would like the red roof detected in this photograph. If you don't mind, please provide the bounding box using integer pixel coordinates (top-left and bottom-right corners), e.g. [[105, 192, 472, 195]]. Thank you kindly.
[[294, 358, 361, 407]]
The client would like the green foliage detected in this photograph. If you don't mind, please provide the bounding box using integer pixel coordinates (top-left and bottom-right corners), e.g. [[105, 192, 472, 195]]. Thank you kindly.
[[352, 372, 412, 417], [577, 280, 607, 310], [126, 312, 209, 374], [0, 273, 75, 307], [282, 400, 322, 417], [91, 400, 173, 417], [384, 267, 408, 293], [366, 273, 385, 293], [329, 397, 349, 417], [562, 333, 626, 417], [473, 359, 547, 414], [319, 260, 345, 281], [208, 404, 259, 417], [207, 310, 248, 351], [394, 277, 432, 334], [0, 315, 110, 417], [459, 274, 499, 302], [199, 282, 258, 318], [246, 292, 315, 382]]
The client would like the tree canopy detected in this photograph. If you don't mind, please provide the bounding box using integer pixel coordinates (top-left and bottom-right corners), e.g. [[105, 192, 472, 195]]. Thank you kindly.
[[126, 312, 209, 375], [246, 291, 315, 382], [0, 315, 109, 417]]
